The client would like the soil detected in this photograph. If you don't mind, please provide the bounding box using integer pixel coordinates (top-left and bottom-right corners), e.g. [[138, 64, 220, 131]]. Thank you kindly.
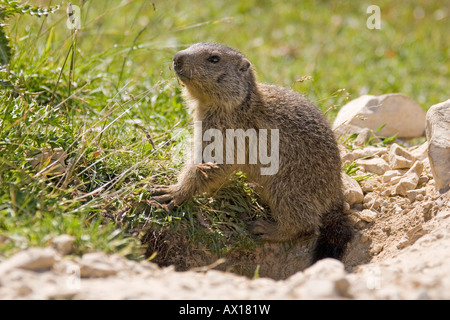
[[1, 143, 449, 299]]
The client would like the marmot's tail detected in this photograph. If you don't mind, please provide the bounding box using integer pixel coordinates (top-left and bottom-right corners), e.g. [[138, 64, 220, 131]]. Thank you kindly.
[[312, 203, 354, 262]]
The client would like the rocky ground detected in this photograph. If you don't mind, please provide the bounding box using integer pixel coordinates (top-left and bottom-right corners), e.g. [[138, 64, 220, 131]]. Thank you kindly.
[[1, 139, 449, 300], [0, 95, 449, 300], [0, 197, 448, 300]]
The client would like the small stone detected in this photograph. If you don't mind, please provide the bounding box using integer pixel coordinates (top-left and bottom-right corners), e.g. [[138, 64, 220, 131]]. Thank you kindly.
[[422, 201, 433, 212], [383, 169, 406, 183], [359, 209, 378, 222], [360, 232, 370, 243], [353, 128, 373, 146], [370, 243, 384, 255], [79, 252, 119, 278], [389, 155, 414, 170], [418, 175, 429, 186], [51, 235, 75, 256], [0, 247, 58, 273], [377, 198, 389, 208], [397, 235, 410, 249], [394, 161, 424, 196], [394, 204, 403, 214], [355, 157, 390, 175], [406, 188, 426, 202], [361, 179, 381, 193], [389, 175, 403, 185], [342, 147, 387, 163], [363, 193, 382, 210], [341, 152, 355, 163], [397, 225, 428, 249], [388, 143, 416, 169], [363, 193, 375, 204], [341, 173, 364, 206]]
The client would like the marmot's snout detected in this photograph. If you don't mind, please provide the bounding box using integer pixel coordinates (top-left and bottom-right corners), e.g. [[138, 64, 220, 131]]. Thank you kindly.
[[173, 52, 188, 81], [173, 52, 185, 73]]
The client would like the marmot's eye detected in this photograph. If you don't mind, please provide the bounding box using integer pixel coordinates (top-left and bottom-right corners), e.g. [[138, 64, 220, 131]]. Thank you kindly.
[[208, 55, 221, 63]]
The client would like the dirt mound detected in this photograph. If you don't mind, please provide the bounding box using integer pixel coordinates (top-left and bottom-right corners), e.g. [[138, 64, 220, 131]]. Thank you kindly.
[[0, 199, 449, 299], [1, 142, 449, 299]]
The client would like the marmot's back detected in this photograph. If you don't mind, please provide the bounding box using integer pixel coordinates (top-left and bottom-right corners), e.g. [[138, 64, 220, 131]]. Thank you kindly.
[[255, 83, 342, 194]]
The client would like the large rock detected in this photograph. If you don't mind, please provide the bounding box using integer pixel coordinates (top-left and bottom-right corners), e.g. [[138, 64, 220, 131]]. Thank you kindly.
[[0, 248, 59, 274], [333, 94, 426, 139], [426, 100, 450, 193]]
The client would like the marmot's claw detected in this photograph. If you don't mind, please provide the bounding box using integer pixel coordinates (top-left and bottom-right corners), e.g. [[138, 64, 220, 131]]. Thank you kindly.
[[149, 185, 173, 196], [149, 185, 186, 211], [166, 200, 176, 211], [152, 193, 174, 204]]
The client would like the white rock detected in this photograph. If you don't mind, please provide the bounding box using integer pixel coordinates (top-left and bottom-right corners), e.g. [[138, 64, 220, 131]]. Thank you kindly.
[[0, 248, 58, 274], [363, 192, 375, 204], [406, 188, 426, 202], [304, 258, 346, 280], [79, 252, 119, 278], [342, 147, 387, 163], [425, 100, 450, 192], [353, 128, 373, 146], [361, 178, 381, 193], [359, 209, 378, 222], [397, 225, 428, 249], [389, 143, 416, 169], [383, 169, 408, 183], [333, 94, 426, 139], [355, 157, 390, 175], [51, 235, 75, 256], [341, 173, 364, 206], [394, 161, 424, 196], [410, 142, 428, 161]]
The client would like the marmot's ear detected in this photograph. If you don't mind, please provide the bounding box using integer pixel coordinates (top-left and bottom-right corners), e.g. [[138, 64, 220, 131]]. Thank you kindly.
[[239, 58, 251, 72]]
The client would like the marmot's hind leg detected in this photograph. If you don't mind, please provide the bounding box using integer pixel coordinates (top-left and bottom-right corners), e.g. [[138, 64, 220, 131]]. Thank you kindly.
[[248, 220, 317, 243]]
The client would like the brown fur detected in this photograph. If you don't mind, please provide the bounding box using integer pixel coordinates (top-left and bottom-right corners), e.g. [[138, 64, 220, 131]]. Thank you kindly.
[[151, 43, 353, 262]]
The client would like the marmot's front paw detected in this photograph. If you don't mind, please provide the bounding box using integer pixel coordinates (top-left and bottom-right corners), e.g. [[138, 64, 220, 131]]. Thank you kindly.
[[149, 184, 188, 211]]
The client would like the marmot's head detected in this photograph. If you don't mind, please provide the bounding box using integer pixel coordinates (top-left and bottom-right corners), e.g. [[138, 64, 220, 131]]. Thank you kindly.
[[173, 43, 255, 111]]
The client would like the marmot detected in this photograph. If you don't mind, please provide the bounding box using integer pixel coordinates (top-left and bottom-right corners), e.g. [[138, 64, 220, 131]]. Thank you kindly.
[[151, 42, 353, 262]]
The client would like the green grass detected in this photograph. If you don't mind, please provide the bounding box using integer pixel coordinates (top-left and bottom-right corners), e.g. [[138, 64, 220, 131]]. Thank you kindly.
[[0, 0, 448, 262]]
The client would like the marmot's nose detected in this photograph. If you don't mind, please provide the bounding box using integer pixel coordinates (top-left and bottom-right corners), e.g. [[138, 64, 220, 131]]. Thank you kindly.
[[173, 53, 185, 71]]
